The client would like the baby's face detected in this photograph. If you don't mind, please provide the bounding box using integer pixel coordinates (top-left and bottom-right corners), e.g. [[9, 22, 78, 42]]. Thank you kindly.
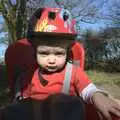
[[36, 45, 67, 73]]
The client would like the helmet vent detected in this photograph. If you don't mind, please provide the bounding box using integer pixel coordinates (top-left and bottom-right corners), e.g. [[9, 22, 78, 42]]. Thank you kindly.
[[48, 12, 56, 20], [34, 8, 44, 19], [63, 12, 69, 21]]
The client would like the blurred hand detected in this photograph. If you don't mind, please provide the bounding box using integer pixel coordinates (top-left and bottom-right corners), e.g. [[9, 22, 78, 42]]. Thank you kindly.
[[91, 92, 120, 120]]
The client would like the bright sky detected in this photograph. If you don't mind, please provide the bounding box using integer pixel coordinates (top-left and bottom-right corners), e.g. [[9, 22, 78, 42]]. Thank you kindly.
[[0, 44, 7, 59], [0, 15, 7, 59]]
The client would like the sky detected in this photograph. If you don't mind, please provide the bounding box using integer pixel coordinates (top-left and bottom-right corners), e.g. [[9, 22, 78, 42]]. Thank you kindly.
[[0, 15, 8, 60], [0, 44, 7, 59]]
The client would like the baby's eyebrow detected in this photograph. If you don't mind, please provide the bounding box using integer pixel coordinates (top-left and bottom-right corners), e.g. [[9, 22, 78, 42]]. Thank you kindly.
[[37, 46, 66, 53], [53, 49, 66, 53], [37, 50, 66, 54], [37, 49, 46, 52], [53, 47, 66, 51], [37, 47, 50, 51]]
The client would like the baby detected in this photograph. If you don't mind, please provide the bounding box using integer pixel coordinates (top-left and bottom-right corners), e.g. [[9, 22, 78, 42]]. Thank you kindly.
[[13, 7, 120, 120]]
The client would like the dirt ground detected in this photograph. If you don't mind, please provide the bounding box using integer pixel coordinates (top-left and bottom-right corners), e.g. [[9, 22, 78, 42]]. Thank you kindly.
[[97, 84, 120, 100]]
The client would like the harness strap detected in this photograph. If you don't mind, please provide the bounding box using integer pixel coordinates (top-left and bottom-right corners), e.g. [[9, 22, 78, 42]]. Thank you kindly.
[[62, 62, 73, 94], [73, 60, 80, 66]]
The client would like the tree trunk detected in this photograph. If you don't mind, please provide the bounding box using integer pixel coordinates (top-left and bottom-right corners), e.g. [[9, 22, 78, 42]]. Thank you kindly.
[[0, 0, 27, 44]]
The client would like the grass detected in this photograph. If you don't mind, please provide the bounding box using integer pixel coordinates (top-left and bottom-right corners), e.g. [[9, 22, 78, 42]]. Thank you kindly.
[[86, 70, 120, 86], [86, 70, 120, 100]]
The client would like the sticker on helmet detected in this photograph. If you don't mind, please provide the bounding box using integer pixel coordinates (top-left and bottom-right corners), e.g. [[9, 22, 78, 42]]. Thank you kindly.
[[44, 25, 57, 32], [35, 17, 48, 32]]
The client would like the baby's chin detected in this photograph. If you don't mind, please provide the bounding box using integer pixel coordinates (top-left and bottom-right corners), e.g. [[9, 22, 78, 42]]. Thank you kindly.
[[39, 65, 66, 73], [44, 67, 64, 73], [45, 68, 58, 73]]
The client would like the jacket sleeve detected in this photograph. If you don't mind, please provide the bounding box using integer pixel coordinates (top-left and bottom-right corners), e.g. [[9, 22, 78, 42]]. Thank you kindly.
[[74, 67, 107, 103]]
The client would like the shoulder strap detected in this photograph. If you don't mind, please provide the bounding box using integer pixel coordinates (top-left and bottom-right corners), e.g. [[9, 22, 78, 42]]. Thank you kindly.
[[73, 60, 80, 66], [62, 62, 73, 94], [62, 61, 80, 95]]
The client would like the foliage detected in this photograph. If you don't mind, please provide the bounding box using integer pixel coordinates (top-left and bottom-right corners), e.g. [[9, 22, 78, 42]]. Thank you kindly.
[[83, 29, 104, 69], [99, 27, 120, 60], [83, 27, 120, 71]]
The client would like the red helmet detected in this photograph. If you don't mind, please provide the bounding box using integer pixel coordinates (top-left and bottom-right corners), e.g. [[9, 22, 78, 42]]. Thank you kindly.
[[27, 7, 77, 41]]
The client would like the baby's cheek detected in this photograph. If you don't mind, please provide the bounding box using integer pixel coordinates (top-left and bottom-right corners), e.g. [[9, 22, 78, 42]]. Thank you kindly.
[[59, 58, 66, 66], [37, 58, 46, 66]]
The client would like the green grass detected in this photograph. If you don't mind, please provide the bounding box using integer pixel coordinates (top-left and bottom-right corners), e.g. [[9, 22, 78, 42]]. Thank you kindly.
[[86, 70, 120, 86]]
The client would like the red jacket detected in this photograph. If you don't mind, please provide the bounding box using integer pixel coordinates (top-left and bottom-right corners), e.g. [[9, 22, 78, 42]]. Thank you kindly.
[[18, 64, 91, 100]]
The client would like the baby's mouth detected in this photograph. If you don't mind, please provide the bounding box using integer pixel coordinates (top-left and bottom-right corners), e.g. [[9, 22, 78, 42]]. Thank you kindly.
[[47, 66, 57, 69]]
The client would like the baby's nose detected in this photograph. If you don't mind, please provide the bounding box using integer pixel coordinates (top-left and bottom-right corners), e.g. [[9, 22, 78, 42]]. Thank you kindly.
[[48, 55, 56, 64]]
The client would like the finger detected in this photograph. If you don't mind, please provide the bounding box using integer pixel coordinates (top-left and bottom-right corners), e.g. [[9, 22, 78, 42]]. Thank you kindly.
[[113, 104, 120, 111], [109, 99, 120, 111], [110, 108, 120, 118], [110, 98, 120, 110], [101, 110, 112, 120], [110, 97, 120, 105]]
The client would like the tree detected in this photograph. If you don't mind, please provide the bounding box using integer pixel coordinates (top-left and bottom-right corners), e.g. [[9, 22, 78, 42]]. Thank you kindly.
[[99, 27, 120, 59], [0, 0, 27, 43]]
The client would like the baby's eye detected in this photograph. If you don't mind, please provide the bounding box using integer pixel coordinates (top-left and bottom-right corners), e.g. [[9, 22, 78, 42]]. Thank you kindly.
[[55, 52, 66, 56], [38, 51, 49, 55]]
